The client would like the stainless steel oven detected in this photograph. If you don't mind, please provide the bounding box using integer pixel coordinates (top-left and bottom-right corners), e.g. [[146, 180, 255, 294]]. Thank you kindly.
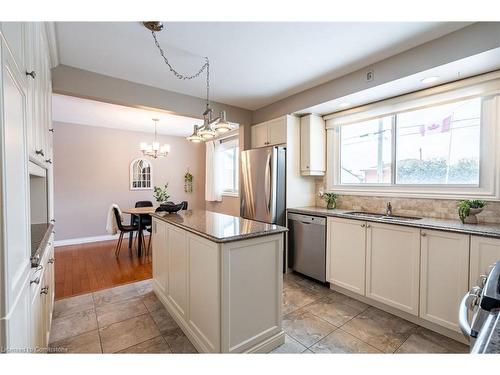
[[459, 260, 500, 352]]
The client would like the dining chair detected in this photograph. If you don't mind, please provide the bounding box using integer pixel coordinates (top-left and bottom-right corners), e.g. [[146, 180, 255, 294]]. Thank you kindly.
[[128, 200, 153, 249], [113, 207, 139, 257]]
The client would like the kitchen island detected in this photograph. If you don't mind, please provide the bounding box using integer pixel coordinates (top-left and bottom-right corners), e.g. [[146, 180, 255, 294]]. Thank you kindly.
[[150, 209, 287, 353]]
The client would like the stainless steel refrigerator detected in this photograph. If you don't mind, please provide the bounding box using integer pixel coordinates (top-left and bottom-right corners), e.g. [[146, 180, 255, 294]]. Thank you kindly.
[[240, 146, 286, 226]]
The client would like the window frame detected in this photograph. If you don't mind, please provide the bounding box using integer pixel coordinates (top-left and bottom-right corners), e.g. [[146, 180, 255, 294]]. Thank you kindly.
[[129, 158, 153, 191], [326, 73, 500, 200], [218, 137, 239, 197]]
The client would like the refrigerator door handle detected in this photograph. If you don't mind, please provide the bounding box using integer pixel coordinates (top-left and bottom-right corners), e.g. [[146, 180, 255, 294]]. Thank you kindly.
[[264, 152, 272, 214]]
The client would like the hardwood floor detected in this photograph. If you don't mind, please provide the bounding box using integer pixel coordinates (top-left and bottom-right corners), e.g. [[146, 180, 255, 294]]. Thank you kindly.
[[54, 236, 152, 300]]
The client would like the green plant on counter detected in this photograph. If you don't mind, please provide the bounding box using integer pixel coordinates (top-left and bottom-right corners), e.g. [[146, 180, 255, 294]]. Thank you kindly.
[[319, 191, 338, 209], [458, 199, 486, 223], [153, 183, 170, 203]]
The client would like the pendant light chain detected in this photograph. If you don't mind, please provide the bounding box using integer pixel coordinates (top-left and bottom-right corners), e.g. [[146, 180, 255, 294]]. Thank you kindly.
[[151, 31, 209, 82], [145, 23, 232, 143]]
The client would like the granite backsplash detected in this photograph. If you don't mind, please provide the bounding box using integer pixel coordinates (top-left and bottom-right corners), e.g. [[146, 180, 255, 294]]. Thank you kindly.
[[314, 179, 500, 224]]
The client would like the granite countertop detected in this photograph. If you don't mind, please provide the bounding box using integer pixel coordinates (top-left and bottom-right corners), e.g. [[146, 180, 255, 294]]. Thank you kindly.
[[151, 209, 287, 243], [287, 206, 500, 239], [31, 222, 54, 267], [472, 309, 500, 353]]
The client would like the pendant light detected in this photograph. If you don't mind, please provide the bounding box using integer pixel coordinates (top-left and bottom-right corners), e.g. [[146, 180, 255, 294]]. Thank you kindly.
[[186, 125, 203, 143], [140, 118, 171, 158], [143, 22, 233, 142]]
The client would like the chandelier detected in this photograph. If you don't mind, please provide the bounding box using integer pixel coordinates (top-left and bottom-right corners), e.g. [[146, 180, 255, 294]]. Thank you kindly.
[[140, 118, 171, 158], [143, 22, 233, 142]]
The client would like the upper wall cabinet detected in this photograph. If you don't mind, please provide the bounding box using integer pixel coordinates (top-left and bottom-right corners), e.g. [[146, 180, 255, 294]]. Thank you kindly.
[[251, 117, 287, 148], [300, 114, 325, 176], [0, 23, 27, 74], [2, 22, 55, 167]]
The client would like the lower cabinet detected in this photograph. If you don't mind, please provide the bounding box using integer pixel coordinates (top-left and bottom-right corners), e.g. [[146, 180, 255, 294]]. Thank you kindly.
[[469, 235, 500, 288], [166, 224, 188, 320], [327, 217, 366, 295], [30, 240, 55, 350], [151, 217, 284, 353], [419, 229, 469, 332], [366, 222, 420, 315], [187, 234, 220, 352], [152, 219, 168, 295]]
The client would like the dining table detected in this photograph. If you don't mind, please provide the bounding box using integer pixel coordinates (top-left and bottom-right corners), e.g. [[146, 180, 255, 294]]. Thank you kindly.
[[121, 206, 158, 257]]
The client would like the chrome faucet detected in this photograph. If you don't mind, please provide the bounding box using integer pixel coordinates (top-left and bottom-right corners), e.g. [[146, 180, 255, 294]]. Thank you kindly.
[[386, 202, 393, 216]]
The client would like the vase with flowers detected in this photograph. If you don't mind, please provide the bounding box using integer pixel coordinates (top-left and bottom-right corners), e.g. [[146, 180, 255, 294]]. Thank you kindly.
[[319, 191, 338, 209]]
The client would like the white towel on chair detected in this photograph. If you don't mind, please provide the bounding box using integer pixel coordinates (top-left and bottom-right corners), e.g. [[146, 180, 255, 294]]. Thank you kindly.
[[106, 204, 122, 235]]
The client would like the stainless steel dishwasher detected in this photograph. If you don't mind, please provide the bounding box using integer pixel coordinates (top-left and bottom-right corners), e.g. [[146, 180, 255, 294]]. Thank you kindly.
[[287, 213, 326, 282]]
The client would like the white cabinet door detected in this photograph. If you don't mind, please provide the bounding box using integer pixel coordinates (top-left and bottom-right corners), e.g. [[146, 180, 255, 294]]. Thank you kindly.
[[327, 217, 366, 295], [366, 223, 420, 315], [267, 117, 287, 146], [0, 22, 27, 74], [1, 38, 32, 351], [300, 114, 325, 176], [187, 234, 220, 352], [470, 236, 500, 288], [167, 224, 188, 319], [251, 123, 269, 148], [420, 230, 469, 332], [152, 219, 168, 295]]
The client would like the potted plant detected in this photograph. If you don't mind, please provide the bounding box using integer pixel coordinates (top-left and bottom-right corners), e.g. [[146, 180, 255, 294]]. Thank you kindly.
[[458, 199, 486, 224], [153, 183, 170, 204], [319, 191, 338, 209]]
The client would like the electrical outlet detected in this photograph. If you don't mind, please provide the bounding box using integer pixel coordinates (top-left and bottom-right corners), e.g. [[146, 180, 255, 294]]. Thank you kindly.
[[366, 69, 374, 82]]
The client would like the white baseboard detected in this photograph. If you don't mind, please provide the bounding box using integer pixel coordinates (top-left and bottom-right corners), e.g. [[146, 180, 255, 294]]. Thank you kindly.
[[54, 232, 149, 247]]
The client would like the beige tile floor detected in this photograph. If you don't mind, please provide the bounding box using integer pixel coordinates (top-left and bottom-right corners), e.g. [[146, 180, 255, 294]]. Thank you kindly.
[[49, 274, 469, 354], [49, 280, 196, 353], [277, 272, 469, 354]]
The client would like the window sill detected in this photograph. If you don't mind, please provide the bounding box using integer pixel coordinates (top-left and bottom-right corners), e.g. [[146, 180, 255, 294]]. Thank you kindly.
[[222, 191, 239, 198]]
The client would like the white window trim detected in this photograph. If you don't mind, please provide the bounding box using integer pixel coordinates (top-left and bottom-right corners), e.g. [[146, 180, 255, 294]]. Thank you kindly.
[[218, 136, 239, 195], [325, 72, 500, 200], [129, 157, 153, 191]]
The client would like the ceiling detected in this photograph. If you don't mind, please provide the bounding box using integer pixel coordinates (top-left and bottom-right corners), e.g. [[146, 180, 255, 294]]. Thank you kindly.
[[52, 94, 204, 137], [54, 22, 472, 111]]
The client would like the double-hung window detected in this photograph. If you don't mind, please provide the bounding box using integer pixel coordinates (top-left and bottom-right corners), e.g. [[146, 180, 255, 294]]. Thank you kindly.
[[326, 73, 500, 199], [219, 137, 239, 196]]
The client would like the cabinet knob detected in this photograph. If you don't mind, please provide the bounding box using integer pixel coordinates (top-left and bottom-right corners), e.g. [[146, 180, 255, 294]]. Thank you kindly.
[[30, 277, 40, 285], [26, 71, 36, 79], [48, 258, 55, 264], [50, 219, 56, 223], [45, 159, 52, 164], [40, 286, 49, 295], [361, 224, 366, 228], [36, 149, 45, 157], [421, 232, 427, 237], [366, 224, 371, 228], [48, 128, 54, 133]]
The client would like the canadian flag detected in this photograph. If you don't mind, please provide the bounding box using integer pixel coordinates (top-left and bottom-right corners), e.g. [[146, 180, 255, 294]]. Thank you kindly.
[[419, 115, 452, 136]]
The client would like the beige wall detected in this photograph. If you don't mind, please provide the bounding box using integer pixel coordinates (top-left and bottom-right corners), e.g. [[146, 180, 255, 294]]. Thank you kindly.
[[53, 121, 206, 240], [206, 196, 240, 217]]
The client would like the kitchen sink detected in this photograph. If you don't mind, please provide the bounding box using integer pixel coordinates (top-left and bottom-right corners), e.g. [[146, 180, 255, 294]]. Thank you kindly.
[[344, 211, 422, 221]]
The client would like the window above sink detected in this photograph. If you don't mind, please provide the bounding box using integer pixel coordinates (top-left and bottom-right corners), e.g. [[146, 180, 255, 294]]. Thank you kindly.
[[325, 72, 500, 200]]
